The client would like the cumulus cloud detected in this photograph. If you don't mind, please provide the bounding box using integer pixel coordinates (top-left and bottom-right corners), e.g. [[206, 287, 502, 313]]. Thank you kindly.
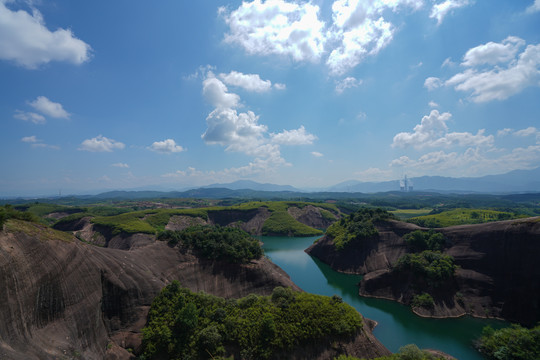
[[222, 0, 326, 62], [430, 0, 470, 25], [390, 145, 540, 176], [222, 0, 423, 75], [514, 127, 538, 137], [526, 0, 540, 13], [311, 151, 323, 157], [424, 77, 442, 90], [78, 135, 125, 152], [200, 69, 317, 173], [335, 76, 362, 94], [392, 110, 494, 149], [149, 139, 185, 153], [497, 128, 513, 137], [429, 37, 540, 102], [28, 96, 70, 119], [111, 163, 130, 168], [271, 125, 317, 145], [327, 0, 422, 75], [218, 71, 273, 92], [428, 101, 439, 108], [461, 36, 525, 67], [14, 110, 46, 124], [0, 1, 91, 68], [202, 72, 240, 108]]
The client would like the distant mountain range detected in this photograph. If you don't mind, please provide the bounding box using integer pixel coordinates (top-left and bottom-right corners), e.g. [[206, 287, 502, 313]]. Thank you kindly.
[[328, 167, 540, 193]]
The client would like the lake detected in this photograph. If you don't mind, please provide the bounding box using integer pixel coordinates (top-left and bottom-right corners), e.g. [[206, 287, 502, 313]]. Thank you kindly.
[[261, 235, 507, 360]]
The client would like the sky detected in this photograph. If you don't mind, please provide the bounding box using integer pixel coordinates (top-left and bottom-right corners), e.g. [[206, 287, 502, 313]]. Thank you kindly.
[[1, 0, 540, 196]]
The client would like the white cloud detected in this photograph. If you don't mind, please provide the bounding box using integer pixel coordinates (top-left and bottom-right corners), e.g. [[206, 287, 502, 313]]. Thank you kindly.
[[390, 145, 540, 176], [335, 76, 362, 94], [442, 57, 455, 67], [441, 37, 540, 102], [326, 0, 422, 75], [219, 71, 272, 92], [21, 135, 59, 149], [149, 139, 185, 153], [311, 151, 323, 157], [271, 125, 317, 145], [392, 110, 494, 149], [202, 108, 269, 154], [461, 36, 525, 67], [514, 127, 538, 137], [223, 0, 326, 62], [424, 76, 442, 90], [200, 68, 316, 174], [202, 72, 240, 109], [78, 135, 125, 152], [428, 101, 439, 108], [28, 96, 70, 119], [111, 163, 130, 168], [497, 128, 513, 137], [274, 83, 286, 90], [0, 1, 91, 68], [21, 135, 37, 143], [222, 0, 422, 75], [430, 0, 470, 25], [526, 0, 540, 13], [14, 110, 45, 124]]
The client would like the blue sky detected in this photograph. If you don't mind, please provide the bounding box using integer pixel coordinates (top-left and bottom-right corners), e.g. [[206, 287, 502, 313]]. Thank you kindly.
[[1, 0, 540, 196]]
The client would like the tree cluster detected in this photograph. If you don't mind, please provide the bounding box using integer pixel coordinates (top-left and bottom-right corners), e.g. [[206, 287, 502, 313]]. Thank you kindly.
[[157, 225, 263, 264], [140, 282, 363, 359]]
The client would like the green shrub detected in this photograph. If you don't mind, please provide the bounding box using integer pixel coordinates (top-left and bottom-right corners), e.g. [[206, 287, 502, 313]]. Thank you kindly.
[[141, 282, 363, 360], [476, 324, 540, 360], [404, 230, 446, 252], [412, 293, 434, 309], [394, 251, 457, 288], [326, 208, 394, 250], [158, 226, 263, 264]]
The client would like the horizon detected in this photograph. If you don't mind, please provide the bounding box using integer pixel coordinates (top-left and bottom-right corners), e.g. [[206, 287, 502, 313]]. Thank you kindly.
[[2, 1, 540, 197]]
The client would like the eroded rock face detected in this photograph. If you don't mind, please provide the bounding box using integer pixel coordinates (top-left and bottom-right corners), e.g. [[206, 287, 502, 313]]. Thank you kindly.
[[287, 205, 337, 229], [0, 221, 299, 359], [0, 221, 391, 360], [307, 217, 540, 325]]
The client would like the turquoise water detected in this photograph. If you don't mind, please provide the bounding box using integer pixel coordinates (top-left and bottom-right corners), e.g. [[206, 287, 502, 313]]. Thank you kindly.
[[261, 235, 507, 360]]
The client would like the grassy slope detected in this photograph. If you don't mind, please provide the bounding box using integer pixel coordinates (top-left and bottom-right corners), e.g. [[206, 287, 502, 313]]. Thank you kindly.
[[55, 201, 338, 236], [408, 208, 525, 227]]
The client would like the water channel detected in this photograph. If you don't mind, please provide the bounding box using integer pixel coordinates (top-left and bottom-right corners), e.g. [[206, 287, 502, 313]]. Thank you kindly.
[[261, 235, 507, 360]]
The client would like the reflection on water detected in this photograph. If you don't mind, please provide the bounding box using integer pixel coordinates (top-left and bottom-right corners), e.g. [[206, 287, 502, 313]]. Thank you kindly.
[[261, 235, 507, 360]]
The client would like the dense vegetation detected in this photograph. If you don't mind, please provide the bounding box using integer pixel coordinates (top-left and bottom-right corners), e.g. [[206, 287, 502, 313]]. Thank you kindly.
[[403, 230, 447, 252], [335, 344, 447, 359], [0, 205, 38, 228], [393, 251, 457, 289], [157, 226, 263, 264], [408, 208, 523, 228], [476, 324, 540, 360], [326, 208, 395, 250], [140, 283, 363, 359]]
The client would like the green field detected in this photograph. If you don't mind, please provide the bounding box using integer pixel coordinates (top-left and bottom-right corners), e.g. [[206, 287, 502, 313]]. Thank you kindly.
[[408, 208, 525, 228], [390, 208, 433, 220]]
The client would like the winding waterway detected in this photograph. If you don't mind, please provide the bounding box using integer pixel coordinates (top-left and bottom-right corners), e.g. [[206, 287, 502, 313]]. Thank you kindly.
[[261, 235, 507, 360]]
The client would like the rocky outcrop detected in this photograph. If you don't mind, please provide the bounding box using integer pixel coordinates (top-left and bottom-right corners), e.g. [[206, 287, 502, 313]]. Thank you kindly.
[[0, 220, 391, 359], [208, 207, 272, 235], [306, 220, 418, 274], [308, 217, 540, 325], [0, 220, 300, 359], [288, 205, 337, 229]]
